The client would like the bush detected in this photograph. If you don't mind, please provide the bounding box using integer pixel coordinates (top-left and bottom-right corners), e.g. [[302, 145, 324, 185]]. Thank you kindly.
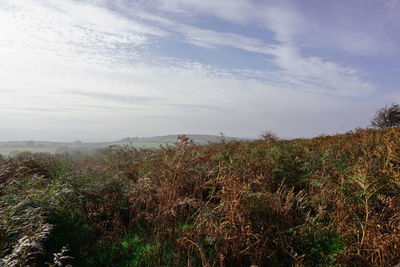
[[371, 103, 400, 129], [260, 130, 278, 141]]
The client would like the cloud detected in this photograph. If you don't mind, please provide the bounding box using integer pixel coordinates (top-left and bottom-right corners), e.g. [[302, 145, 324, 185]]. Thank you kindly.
[[145, 0, 261, 24], [260, 4, 374, 96], [176, 25, 276, 55], [0, 0, 386, 141], [0, 0, 165, 67], [6, 0, 371, 98], [68, 91, 160, 104], [270, 45, 374, 96], [125, 0, 375, 96]]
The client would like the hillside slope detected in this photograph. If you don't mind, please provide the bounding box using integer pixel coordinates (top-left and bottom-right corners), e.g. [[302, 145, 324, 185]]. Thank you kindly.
[[0, 134, 251, 156], [0, 128, 399, 266]]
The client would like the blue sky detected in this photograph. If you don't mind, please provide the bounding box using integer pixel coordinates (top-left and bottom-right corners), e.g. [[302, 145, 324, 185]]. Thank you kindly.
[[0, 0, 399, 141]]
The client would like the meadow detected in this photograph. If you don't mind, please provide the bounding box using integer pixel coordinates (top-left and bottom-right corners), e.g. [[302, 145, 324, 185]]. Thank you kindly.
[[0, 127, 399, 266], [0, 134, 245, 156]]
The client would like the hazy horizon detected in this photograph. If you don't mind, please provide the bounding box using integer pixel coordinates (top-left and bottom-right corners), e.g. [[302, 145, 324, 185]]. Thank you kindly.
[[0, 131, 257, 143], [1, 0, 399, 142]]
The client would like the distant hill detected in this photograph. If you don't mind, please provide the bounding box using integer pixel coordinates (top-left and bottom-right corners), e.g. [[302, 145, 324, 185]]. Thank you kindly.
[[124, 134, 250, 144], [0, 134, 253, 156]]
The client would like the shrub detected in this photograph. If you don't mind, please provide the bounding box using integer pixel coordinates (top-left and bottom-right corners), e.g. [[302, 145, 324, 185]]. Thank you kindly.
[[371, 103, 400, 129]]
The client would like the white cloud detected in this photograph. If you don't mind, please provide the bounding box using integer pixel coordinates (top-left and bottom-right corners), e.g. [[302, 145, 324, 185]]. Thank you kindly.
[[0, 0, 165, 67], [127, 0, 375, 96], [142, 0, 256, 24], [0, 0, 382, 141], [270, 45, 374, 96], [261, 5, 374, 96], [176, 25, 277, 55], [0, 41, 373, 140]]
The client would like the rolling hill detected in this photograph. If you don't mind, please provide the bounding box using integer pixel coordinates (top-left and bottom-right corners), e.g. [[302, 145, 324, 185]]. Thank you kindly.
[[0, 134, 252, 156]]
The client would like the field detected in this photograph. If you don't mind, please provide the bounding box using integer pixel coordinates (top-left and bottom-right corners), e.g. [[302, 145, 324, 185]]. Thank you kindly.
[[1, 128, 399, 266], [0, 134, 246, 156]]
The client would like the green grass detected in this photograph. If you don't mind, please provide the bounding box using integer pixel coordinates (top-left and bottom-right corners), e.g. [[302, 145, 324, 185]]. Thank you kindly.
[[0, 135, 234, 156], [0, 146, 57, 155]]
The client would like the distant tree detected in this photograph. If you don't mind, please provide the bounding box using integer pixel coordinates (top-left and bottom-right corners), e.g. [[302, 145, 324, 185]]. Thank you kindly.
[[0, 153, 5, 163], [371, 103, 400, 129], [217, 132, 226, 143], [260, 130, 278, 141]]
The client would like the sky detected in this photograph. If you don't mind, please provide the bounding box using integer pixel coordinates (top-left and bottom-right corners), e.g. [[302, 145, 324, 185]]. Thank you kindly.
[[0, 0, 399, 141]]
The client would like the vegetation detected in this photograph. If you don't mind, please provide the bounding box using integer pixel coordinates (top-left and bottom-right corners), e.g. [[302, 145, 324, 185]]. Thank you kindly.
[[260, 130, 278, 141], [1, 128, 400, 266], [371, 103, 400, 129], [0, 134, 249, 156]]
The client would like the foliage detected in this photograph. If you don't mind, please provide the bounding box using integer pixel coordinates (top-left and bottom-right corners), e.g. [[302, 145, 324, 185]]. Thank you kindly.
[[260, 130, 278, 141], [371, 103, 400, 129], [1, 128, 400, 266]]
